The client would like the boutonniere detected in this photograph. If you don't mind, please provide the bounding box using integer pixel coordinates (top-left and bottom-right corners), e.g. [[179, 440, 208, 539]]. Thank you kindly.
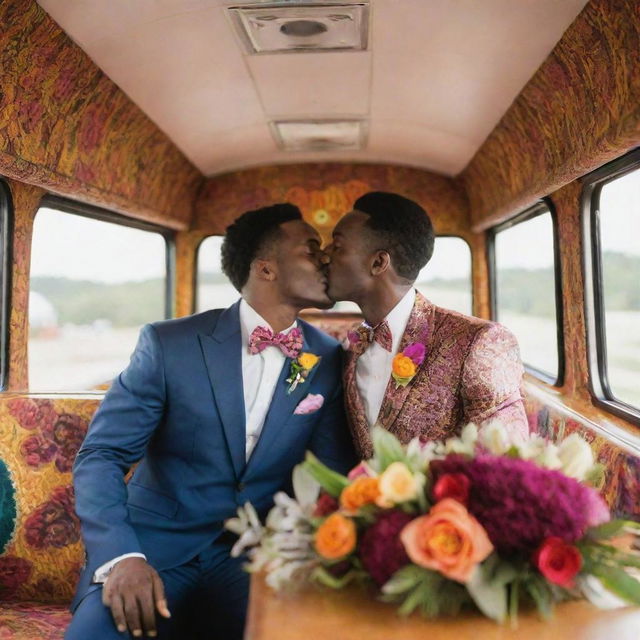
[[286, 352, 321, 394], [391, 342, 426, 388]]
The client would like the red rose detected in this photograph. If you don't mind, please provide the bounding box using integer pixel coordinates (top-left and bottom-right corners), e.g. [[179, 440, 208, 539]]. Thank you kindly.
[[433, 472, 471, 506], [533, 537, 583, 588]]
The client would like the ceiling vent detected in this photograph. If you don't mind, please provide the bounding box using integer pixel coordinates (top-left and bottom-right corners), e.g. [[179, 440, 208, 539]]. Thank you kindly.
[[271, 119, 366, 151], [229, 3, 369, 54]]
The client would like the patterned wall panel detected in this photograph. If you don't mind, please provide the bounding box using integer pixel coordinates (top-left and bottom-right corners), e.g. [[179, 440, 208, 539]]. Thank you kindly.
[[6, 180, 43, 392], [0, 0, 202, 229], [194, 163, 470, 243], [461, 0, 640, 228]]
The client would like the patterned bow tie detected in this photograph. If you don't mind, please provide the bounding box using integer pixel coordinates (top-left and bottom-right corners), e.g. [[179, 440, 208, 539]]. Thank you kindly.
[[347, 320, 392, 356], [248, 326, 303, 359]]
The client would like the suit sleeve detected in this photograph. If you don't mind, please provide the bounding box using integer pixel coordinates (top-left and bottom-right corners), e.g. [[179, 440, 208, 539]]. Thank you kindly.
[[73, 323, 166, 572], [308, 348, 357, 474], [461, 323, 529, 439]]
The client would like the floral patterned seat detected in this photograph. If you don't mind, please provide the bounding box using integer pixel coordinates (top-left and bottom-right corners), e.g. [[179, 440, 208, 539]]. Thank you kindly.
[[0, 602, 71, 639], [0, 396, 99, 639]]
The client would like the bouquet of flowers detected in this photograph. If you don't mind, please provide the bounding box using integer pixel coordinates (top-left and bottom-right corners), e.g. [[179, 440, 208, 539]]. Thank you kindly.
[[225, 423, 640, 624]]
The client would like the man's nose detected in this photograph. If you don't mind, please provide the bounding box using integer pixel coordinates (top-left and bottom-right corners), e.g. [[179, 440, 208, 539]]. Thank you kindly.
[[319, 250, 331, 266]]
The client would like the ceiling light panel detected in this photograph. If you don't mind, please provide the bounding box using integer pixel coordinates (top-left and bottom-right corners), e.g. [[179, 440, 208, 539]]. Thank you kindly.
[[229, 3, 369, 54], [272, 119, 366, 151]]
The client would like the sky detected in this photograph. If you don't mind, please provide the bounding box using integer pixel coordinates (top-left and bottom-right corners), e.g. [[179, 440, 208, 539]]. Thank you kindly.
[[30, 169, 639, 284]]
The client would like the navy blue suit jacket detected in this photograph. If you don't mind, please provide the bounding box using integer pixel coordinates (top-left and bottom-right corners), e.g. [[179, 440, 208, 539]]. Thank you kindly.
[[71, 301, 355, 609]]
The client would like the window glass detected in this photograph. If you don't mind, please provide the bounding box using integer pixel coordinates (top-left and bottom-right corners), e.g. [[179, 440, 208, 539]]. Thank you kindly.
[[597, 168, 640, 408], [415, 236, 472, 315], [197, 235, 472, 316], [196, 236, 240, 312], [494, 209, 559, 379], [29, 206, 167, 391]]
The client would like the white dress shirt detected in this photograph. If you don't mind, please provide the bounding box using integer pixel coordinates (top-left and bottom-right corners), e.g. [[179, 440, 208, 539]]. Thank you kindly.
[[94, 299, 295, 583], [356, 288, 416, 429], [239, 299, 296, 460]]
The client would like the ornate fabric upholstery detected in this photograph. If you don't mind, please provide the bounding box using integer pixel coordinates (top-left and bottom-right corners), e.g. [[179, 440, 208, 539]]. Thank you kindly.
[[0, 397, 98, 605], [0, 602, 71, 639]]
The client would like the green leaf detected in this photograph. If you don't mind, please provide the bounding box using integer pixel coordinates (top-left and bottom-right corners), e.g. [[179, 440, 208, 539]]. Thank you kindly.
[[523, 573, 554, 620], [311, 566, 359, 590], [371, 426, 407, 469], [584, 463, 606, 488], [587, 519, 640, 540], [381, 565, 424, 595], [302, 452, 349, 497], [592, 564, 640, 605], [466, 556, 513, 622]]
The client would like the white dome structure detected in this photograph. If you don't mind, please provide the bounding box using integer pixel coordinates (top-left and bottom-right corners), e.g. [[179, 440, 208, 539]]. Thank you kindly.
[[29, 290, 58, 330]]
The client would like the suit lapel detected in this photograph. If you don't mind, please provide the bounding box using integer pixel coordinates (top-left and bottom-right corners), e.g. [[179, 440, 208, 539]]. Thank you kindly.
[[242, 326, 321, 479], [344, 350, 373, 459], [377, 292, 435, 434], [198, 301, 246, 480]]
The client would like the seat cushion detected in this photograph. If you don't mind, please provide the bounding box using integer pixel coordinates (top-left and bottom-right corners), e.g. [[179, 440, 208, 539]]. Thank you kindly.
[[0, 601, 71, 639]]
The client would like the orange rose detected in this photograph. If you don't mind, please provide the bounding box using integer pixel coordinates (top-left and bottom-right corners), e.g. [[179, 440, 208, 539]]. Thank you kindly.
[[400, 498, 493, 583], [392, 354, 416, 378], [340, 477, 380, 512], [314, 513, 357, 560]]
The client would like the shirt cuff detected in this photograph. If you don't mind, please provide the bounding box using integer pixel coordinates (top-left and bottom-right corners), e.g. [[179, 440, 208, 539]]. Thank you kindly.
[[92, 553, 147, 583]]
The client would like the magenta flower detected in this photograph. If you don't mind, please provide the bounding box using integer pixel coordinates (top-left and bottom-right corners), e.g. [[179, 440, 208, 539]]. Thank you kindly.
[[403, 342, 425, 365], [431, 454, 611, 555], [359, 510, 413, 586]]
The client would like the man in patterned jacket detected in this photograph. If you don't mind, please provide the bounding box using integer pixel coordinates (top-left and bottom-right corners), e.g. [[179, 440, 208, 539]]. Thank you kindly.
[[324, 191, 529, 459]]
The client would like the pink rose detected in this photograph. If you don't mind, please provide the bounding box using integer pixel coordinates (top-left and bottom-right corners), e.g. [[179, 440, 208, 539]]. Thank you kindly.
[[400, 498, 493, 583], [347, 461, 376, 481]]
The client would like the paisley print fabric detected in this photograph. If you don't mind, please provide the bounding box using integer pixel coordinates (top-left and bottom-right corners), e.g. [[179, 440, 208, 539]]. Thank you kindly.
[[344, 292, 528, 459]]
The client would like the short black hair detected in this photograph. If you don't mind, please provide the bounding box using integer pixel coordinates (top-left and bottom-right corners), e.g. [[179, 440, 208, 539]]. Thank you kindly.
[[354, 191, 434, 281], [221, 203, 302, 291]]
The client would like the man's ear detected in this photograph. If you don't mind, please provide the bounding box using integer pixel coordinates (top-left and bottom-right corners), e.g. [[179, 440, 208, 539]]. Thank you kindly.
[[253, 258, 277, 281], [370, 250, 391, 276]]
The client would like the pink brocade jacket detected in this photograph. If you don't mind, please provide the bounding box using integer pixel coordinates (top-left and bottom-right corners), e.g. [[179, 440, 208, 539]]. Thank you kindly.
[[344, 292, 529, 459]]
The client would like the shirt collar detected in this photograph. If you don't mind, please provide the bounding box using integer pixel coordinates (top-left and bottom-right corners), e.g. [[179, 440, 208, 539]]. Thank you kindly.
[[239, 299, 297, 349], [382, 288, 416, 354]]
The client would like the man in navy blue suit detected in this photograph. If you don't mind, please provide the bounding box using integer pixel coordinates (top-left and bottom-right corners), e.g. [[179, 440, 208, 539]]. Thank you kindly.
[[66, 204, 356, 640]]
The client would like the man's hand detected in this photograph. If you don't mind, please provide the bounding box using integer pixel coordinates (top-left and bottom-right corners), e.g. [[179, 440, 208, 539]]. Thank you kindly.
[[102, 557, 171, 637]]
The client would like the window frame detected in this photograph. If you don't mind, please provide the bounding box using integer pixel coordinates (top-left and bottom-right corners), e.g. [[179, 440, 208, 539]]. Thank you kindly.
[[38, 195, 176, 321], [581, 148, 640, 425], [194, 233, 234, 314], [0, 179, 12, 391], [416, 234, 474, 317], [488, 200, 565, 386]]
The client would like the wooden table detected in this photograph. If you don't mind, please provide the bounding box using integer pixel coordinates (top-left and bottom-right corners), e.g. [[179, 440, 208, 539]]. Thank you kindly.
[[245, 574, 640, 640]]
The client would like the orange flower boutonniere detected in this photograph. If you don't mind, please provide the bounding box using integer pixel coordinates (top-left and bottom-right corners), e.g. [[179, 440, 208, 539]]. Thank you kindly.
[[391, 342, 426, 388]]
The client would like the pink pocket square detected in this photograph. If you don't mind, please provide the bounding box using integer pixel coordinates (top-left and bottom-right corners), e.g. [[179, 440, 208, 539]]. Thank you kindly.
[[294, 393, 324, 415]]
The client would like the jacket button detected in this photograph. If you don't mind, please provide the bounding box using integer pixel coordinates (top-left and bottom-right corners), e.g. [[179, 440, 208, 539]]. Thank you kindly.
[[236, 482, 245, 492]]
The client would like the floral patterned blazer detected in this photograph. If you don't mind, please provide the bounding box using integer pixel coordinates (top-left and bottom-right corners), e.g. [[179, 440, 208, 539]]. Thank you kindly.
[[344, 292, 529, 459]]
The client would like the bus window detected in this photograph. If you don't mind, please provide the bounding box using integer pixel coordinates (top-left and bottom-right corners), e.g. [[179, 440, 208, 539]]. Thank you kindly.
[[28, 203, 170, 392], [492, 204, 561, 383], [196, 236, 241, 313], [590, 159, 640, 413], [415, 236, 472, 316]]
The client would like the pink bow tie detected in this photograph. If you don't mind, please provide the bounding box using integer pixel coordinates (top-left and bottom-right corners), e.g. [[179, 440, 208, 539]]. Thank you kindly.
[[347, 320, 392, 356], [248, 326, 303, 359]]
